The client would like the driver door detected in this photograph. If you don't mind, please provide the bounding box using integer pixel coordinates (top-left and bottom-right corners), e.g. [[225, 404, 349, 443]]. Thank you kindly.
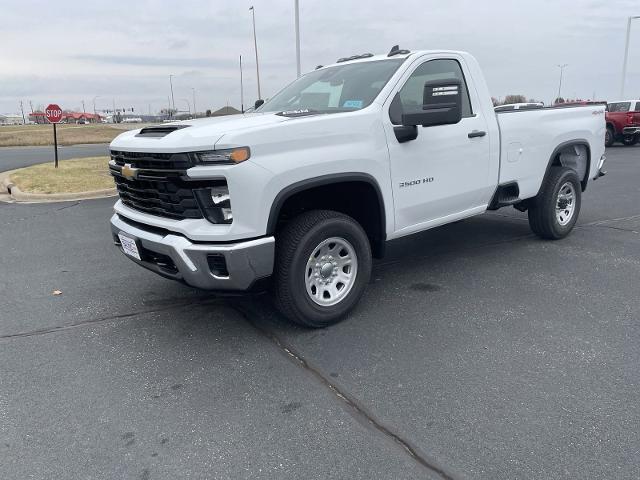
[[383, 56, 492, 236]]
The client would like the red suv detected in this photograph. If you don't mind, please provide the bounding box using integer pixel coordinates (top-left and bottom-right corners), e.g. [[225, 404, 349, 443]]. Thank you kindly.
[[605, 100, 640, 147]]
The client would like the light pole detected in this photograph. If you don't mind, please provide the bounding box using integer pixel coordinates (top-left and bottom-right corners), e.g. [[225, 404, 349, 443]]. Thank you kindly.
[[92, 96, 101, 115], [169, 74, 176, 117], [240, 55, 245, 113], [249, 6, 262, 100], [620, 15, 640, 98], [19, 101, 25, 124], [295, 0, 301, 77], [556, 64, 568, 104], [181, 99, 191, 115], [191, 88, 197, 118]]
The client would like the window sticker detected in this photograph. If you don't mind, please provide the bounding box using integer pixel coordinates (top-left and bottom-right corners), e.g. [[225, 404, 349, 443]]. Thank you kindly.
[[343, 100, 363, 108]]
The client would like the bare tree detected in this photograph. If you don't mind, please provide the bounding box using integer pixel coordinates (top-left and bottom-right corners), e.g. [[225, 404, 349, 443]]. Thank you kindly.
[[504, 94, 527, 104]]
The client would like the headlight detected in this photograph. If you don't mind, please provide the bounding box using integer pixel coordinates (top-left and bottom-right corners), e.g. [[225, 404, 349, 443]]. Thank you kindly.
[[195, 147, 250, 165], [194, 185, 233, 224]]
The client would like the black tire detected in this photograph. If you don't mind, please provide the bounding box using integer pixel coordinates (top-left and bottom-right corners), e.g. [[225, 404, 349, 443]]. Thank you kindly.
[[605, 127, 615, 147], [273, 210, 372, 328], [528, 166, 582, 240], [622, 134, 639, 146]]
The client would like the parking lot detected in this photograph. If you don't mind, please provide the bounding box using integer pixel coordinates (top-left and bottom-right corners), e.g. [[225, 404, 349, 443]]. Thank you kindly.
[[1, 145, 638, 479]]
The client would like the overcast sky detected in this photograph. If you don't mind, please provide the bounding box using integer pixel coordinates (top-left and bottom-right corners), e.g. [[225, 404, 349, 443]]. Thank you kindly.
[[1, 0, 639, 115]]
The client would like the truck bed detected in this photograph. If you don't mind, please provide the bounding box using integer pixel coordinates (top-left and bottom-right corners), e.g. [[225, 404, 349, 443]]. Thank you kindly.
[[496, 105, 606, 200]]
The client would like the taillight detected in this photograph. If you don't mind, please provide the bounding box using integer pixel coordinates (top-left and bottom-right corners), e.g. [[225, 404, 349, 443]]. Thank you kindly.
[[627, 113, 634, 124]]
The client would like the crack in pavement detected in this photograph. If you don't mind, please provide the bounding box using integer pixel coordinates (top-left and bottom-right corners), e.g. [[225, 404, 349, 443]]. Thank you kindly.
[[581, 213, 640, 226], [0, 298, 222, 341], [231, 301, 456, 480], [580, 223, 639, 234], [1, 201, 81, 227]]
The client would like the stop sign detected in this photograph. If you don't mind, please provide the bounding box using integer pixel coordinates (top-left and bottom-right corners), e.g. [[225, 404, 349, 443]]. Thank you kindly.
[[45, 104, 63, 123]]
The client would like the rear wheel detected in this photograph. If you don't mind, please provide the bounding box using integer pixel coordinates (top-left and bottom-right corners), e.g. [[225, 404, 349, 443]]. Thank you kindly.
[[528, 166, 582, 240], [622, 134, 639, 146], [605, 127, 615, 147], [273, 210, 372, 328]]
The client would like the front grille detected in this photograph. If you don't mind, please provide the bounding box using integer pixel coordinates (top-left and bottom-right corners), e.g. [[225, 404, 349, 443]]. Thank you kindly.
[[112, 176, 203, 219], [111, 150, 193, 171], [110, 150, 204, 220]]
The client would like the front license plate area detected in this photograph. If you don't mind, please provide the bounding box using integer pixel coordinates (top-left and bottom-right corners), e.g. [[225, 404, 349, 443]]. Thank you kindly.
[[118, 232, 142, 261]]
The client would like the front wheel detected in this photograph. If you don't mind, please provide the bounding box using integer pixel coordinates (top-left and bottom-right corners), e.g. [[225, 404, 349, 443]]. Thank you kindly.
[[622, 134, 639, 146], [273, 210, 372, 328], [528, 166, 582, 240]]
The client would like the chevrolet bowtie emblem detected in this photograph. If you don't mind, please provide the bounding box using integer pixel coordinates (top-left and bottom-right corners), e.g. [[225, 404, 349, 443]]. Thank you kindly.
[[121, 163, 139, 180]]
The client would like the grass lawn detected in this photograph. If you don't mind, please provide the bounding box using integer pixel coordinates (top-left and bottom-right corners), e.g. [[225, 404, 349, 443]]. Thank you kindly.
[[9, 156, 114, 194], [0, 124, 142, 147]]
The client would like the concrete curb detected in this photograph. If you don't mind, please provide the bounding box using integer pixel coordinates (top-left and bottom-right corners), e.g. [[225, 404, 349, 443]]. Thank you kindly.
[[0, 169, 17, 195], [0, 168, 117, 203]]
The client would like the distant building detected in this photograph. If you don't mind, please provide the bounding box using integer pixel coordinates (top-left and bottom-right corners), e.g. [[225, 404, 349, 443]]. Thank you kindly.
[[28, 111, 103, 124], [0, 114, 25, 125], [211, 106, 241, 116]]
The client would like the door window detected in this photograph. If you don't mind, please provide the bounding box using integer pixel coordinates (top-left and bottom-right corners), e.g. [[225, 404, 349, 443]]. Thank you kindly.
[[390, 59, 473, 125], [607, 102, 631, 112]]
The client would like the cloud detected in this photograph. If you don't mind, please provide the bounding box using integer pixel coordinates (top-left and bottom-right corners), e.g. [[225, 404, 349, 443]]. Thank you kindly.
[[1, 0, 639, 114], [72, 54, 238, 69], [168, 39, 189, 50]]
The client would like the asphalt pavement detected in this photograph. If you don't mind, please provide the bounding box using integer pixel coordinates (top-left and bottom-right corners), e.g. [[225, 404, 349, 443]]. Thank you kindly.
[[0, 143, 109, 171], [1, 145, 638, 479]]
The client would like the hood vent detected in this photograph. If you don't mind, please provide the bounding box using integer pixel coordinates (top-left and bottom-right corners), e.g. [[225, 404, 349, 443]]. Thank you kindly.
[[135, 125, 190, 138]]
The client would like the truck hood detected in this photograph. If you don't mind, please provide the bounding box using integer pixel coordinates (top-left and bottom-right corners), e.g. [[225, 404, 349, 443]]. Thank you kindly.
[[109, 113, 290, 152]]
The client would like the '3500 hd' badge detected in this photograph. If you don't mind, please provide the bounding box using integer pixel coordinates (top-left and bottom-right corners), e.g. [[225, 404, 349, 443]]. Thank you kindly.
[[399, 177, 434, 188]]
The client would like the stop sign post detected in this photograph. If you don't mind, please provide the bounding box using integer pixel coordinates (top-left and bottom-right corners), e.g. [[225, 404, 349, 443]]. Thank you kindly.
[[45, 104, 63, 168]]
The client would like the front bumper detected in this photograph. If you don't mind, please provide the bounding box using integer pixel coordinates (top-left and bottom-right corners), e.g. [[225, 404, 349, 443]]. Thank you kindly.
[[622, 126, 640, 135], [110, 214, 274, 291]]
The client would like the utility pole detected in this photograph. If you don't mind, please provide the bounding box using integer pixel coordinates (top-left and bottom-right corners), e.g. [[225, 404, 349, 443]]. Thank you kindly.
[[620, 16, 640, 98], [556, 64, 568, 104], [240, 55, 245, 113], [19, 100, 26, 124], [295, 0, 301, 77], [82, 100, 86, 114], [192, 88, 197, 118], [249, 6, 262, 99], [169, 74, 176, 116]]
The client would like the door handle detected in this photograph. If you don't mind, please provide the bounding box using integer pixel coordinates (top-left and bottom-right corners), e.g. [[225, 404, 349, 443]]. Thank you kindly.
[[468, 130, 486, 138]]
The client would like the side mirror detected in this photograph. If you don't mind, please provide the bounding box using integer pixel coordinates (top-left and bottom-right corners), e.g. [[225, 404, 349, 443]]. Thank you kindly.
[[393, 125, 418, 143], [254, 99, 264, 109], [401, 79, 462, 128]]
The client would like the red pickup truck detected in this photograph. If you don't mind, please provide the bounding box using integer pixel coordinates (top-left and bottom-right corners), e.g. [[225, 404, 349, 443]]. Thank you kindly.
[[605, 100, 640, 147]]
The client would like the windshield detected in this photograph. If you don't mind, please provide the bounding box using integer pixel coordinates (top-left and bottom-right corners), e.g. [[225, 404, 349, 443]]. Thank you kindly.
[[257, 59, 404, 114]]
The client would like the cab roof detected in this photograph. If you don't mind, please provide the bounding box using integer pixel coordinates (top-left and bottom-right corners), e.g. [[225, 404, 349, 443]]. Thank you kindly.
[[317, 49, 469, 71]]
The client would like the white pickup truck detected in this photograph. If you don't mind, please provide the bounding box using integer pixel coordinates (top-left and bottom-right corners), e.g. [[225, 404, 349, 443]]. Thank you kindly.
[[109, 47, 606, 327]]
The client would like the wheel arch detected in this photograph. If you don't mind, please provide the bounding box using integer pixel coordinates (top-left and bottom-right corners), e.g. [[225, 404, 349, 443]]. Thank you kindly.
[[266, 173, 387, 258], [540, 139, 591, 193]]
